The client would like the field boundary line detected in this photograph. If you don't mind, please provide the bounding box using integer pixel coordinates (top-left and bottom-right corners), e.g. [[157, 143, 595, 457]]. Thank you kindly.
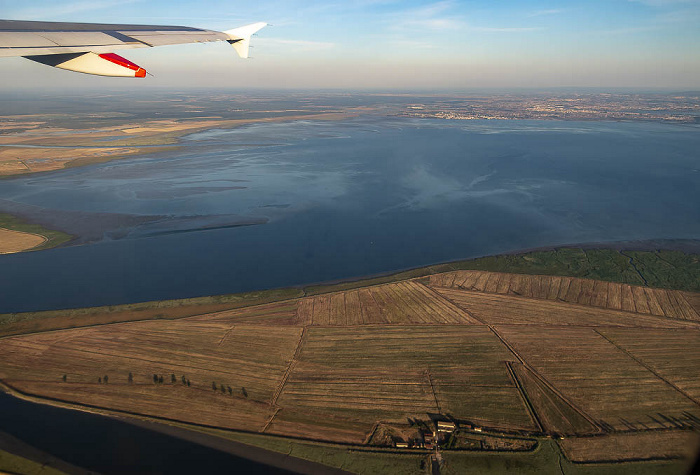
[[430, 285, 700, 328], [431, 271, 700, 322], [505, 361, 544, 433], [415, 282, 483, 324], [594, 329, 700, 407], [367, 289, 389, 324], [270, 326, 307, 406], [217, 326, 235, 346], [677, 292, 700, 321], [488, 325, 602, 432], [261, 407, 280, 433], [425, 369, 441, 414], [394, 281, 431, 324]]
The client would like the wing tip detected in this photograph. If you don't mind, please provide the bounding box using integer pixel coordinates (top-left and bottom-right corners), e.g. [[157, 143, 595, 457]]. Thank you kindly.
[[225, 22, 267, 59]]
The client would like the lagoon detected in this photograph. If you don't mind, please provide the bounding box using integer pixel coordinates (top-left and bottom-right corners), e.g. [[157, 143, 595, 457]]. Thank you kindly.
[[0, 118, 698, 313]]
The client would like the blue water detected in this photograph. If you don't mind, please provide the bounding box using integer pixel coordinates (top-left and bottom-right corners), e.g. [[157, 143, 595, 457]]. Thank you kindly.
[[1, 118, 699, 313], [0, 391, 294, 474]]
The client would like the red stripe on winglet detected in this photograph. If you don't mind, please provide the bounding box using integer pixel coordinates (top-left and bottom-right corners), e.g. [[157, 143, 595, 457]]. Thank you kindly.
[[98, 53, 143, 74]]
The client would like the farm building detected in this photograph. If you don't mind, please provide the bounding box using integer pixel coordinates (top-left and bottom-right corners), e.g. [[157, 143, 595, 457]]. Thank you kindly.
[[437, 421, 456, 433]]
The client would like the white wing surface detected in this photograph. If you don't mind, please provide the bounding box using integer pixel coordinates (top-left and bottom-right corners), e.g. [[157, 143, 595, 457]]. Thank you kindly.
[[0, 20, 266, 77]]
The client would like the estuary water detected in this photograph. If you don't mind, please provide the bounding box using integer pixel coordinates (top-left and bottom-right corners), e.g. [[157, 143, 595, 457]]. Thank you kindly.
[[1, 117, 699, 313]]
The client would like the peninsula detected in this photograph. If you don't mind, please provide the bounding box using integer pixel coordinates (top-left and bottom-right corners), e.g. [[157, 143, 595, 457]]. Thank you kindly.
[[1, 248, 698, 474]]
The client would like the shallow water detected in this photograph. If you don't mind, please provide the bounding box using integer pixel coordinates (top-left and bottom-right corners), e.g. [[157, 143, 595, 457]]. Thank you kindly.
[[0, 117, 698, 312]]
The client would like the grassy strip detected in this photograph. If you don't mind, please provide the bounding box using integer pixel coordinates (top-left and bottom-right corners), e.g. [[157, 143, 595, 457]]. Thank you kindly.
[[0, 449, 67, 475], [181, 425, 428, 475], [0, 288, 303, 338], [1, 248, 697, 338], [0, 213, 73, 251], [442, 439, 690, 475], [167, 425, 691, 475]]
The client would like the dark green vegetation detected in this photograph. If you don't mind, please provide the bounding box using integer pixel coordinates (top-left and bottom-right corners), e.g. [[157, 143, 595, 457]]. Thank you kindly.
[[0, 213, 73, 251], [450, 248, 700, 292]]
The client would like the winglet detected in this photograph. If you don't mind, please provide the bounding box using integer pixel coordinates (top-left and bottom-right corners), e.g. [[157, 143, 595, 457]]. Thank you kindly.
[[224, 22, 267, 59]]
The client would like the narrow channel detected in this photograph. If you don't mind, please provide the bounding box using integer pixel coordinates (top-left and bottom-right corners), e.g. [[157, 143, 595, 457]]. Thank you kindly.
[[0, 390, 343, 474]]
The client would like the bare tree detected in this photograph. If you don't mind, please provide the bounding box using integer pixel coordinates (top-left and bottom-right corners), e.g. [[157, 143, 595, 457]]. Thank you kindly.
[[212, 381, 217, 391], [241, 387, 248, 398], [128, 372, 133, 384]]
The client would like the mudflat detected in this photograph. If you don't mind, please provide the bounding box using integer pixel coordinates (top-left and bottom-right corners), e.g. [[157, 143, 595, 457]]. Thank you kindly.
[[0, 112, 354, 176]]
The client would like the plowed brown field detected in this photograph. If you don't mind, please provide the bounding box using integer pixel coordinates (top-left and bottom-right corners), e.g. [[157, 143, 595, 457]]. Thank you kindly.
[[1, 271, 698, 461], [494, 326, 700, 431], [0, 228, 46, 254], [430, 271, 700, 321]]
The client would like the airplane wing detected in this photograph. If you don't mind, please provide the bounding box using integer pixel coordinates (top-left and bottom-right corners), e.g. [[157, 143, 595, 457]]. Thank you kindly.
[[0, 20, 266, 78]]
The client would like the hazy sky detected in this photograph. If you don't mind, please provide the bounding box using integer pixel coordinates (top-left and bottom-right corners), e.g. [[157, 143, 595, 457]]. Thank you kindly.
[[0, 0, 699, 90]]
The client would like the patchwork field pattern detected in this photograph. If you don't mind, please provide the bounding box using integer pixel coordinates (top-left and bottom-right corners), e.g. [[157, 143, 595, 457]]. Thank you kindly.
[[597, 328, 700, 404], [509, 362, 597, 435], [494, 326, 700, 431], [0, 271, 699, 461], [430, 271, 700, 321], [0, 320, 301, 430], [274, 326, 535, 441], [295, 281, 477, 325], [433, 288, 698, 328]]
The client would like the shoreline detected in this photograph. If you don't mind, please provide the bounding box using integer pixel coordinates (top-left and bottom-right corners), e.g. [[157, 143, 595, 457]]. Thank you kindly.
[[1, 243, 697, 338], [0, 213, 73, 253], [0, 111, 357, 178], [0, 382, 349, 475]]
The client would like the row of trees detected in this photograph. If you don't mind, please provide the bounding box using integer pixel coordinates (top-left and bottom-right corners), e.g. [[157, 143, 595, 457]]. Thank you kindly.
[[61, 373, 190, 386], [62, 373, 248, 396], [152, 373, 191, 386], [212, 381, 248, 398]]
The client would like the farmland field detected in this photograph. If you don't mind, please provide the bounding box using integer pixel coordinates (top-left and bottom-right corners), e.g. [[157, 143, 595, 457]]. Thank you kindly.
[[434, 287, 697, 328], [559, 431, 700, 462], [0, 213, 72, 253], [430, 271, 699, 321], [493, 326, 700, 431], [273, 325, 535, 441], [0, 268, 698, 470], [0, 228, 45, 254]]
